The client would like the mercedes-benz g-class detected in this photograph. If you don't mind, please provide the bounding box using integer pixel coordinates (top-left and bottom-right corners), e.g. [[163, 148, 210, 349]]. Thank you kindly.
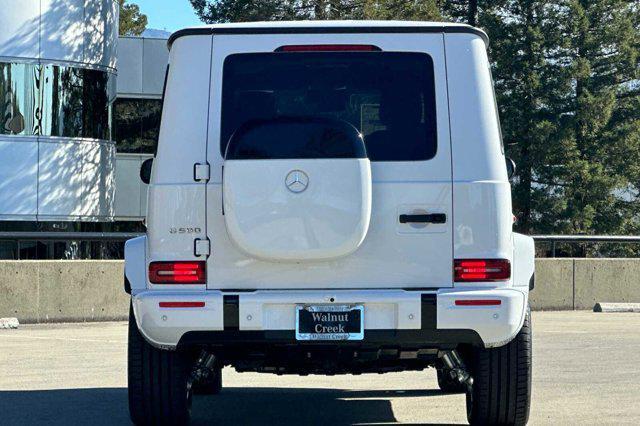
[[125, 21, 535, 425]]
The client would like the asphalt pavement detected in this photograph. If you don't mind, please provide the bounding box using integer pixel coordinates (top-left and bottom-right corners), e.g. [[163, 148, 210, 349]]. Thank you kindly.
[[1, 311, 639, 425]]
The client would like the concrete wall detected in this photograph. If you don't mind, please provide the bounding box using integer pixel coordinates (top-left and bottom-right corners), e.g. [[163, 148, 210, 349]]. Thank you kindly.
[[0, 261, 127, 323], [530, 259, 640, 310], [1, 259, 639, 323], [529, 259, 574, 310]]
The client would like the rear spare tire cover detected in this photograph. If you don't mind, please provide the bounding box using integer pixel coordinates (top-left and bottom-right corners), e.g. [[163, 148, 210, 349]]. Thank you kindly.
[[223, 117, 372, 262]]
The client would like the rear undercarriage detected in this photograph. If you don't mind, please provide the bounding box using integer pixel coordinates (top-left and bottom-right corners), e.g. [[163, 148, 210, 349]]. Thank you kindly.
[[177, 329, 482, 375]]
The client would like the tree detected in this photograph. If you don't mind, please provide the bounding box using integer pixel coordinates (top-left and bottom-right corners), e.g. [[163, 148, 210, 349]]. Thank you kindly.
[[540, 0, 640, 238], [119, 0, 148, 36], [190, 0, 441, 23], [362, 0, 440, 20], [440, 0, 478, 25], [473, 0, 640, 250]]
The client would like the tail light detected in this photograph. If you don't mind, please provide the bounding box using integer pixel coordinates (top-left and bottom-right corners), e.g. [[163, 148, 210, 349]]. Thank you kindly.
[[276, 44, 381, 52], [149, 261, 206, 284], [454, 259, 511, 282]]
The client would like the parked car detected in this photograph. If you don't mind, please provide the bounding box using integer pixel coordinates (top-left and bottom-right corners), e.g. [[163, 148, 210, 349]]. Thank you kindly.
[[125, 21, 535, 425]]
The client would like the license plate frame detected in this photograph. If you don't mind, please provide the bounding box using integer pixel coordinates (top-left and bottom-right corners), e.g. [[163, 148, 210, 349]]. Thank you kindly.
[[295, 304, 364, 341]]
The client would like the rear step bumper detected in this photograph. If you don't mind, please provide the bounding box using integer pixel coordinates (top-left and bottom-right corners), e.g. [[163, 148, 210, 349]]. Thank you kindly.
[[132, 288, 527, 350]]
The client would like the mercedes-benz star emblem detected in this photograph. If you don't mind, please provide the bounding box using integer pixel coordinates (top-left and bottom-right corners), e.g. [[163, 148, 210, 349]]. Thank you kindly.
[[285, 170, 309, 193]]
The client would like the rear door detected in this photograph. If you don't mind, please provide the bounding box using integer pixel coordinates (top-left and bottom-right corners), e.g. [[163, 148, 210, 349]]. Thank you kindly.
[[206, 32, 453, 289]]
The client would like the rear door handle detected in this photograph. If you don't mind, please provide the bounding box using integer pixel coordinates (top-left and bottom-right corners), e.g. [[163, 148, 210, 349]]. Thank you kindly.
[[399, 213, 447, 224]]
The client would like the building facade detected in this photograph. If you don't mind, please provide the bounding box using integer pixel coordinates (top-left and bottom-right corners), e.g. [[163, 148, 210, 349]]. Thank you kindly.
[[0, 1, 169, 259], [114, 37, 167, 220], [0, 0, 118, 222]]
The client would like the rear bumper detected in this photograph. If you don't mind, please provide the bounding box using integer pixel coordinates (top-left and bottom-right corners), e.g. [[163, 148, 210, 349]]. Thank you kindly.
[[132, 288, 527, 350]]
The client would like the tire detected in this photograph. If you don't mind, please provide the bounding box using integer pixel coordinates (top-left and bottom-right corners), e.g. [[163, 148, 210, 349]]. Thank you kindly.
[[128, 304, 194, 425], [192, 367, 222, 395], [466, 306, 532, 426], [437, 368, 467, 394]]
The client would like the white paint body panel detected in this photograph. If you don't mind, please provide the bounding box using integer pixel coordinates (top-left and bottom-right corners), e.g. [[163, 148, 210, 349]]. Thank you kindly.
[[132, 291, 224, 349], [513, 233, 536, 288], [437, 288, 527, 348], [223, 159, 372, 261], [446, 34, 515, 277], [143, 35, 211, 265], [146, 184, 206, 262]]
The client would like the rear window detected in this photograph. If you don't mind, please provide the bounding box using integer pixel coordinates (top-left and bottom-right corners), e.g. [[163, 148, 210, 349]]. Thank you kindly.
[[220, 52, 437, 162], [225, 116, 366, 160]]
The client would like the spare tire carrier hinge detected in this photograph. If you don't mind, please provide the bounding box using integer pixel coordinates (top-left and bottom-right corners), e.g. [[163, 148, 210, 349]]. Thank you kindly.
[[194, 238, 211, 257], [194, 163, 210, 182]]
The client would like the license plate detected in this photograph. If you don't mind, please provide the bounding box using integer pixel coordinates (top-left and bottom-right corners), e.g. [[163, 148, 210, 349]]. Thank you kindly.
[[296, 305, 364, 341]]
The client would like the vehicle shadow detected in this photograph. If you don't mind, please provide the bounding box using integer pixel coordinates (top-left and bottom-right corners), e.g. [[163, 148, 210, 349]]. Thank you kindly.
[[0, 387, 461, 425]]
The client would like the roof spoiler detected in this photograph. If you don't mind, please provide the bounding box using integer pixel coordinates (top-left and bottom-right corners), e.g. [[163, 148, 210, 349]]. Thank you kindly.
[[167, 24, 489, 50]]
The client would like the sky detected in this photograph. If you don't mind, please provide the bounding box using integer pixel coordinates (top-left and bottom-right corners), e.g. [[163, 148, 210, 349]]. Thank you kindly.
[[134, 0, 203, 33]]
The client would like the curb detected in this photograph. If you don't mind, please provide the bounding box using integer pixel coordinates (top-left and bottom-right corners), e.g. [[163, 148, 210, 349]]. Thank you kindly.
[[594, 303, 640, 313]]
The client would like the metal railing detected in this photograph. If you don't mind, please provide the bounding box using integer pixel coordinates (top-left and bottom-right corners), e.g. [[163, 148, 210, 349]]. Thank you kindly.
[[2, 232, 640, 259], [0, 232, 144, 241], [532, 235, 640, 257], [0, 232, 144, 260]]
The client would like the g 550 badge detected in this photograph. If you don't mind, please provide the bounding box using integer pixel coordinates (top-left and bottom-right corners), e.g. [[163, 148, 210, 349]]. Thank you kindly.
[[169, 227, 202, 234]]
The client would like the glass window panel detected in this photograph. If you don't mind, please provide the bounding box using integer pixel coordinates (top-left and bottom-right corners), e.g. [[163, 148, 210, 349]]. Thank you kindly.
[[41, 65, 55, 136], [113, 98, 143, 153], [39, 64, 113, 140], [0, 63, 40, 136], [220, 52, 437, 162], [0, 241, 18, 260], [140, 99, 162, 153], [17, 241, 47, 259], [83, 69, 111, 140], [113, 98, 161, 154], [56, 67, 85, 138]]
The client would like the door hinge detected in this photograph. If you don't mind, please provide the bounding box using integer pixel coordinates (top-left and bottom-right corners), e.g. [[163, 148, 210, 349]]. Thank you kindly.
[[194, 163, 210, 182], [194, 238, 211, 257]]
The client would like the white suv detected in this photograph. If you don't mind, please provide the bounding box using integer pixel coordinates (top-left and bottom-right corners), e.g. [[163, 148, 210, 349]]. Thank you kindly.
[[125, 21, 535, 426]]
